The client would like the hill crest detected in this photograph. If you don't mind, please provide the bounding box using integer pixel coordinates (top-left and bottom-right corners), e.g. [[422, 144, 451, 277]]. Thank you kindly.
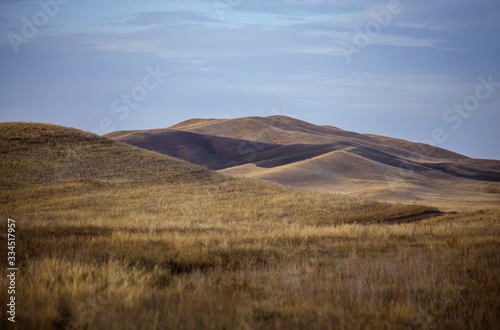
[[106, 116, 500, 210], [0, 122, 217, 190]]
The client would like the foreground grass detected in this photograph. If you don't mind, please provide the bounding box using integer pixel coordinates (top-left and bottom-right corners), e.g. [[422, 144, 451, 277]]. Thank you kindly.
[[1, 182, 499, 329], [1, 123, 498, 329]]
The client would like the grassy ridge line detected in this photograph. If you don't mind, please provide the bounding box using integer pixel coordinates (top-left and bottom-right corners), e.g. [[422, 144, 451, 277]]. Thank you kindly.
[[0, 122, 220, 190], [105, 116, 500, 212]]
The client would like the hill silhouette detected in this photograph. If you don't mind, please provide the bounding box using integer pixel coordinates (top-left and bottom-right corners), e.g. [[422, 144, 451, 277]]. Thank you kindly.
[[107, 116, 500, 210]]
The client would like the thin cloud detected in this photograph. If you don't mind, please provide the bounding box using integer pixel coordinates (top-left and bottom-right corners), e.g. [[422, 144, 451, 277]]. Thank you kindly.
[[303, 30, 438, 49], [125, 11, 218, 26]]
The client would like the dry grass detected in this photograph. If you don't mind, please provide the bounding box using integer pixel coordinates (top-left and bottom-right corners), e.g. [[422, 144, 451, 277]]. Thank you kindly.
[[0, 123, 499, 329], [0, 122, 217, 190], [1, 200, 499, 329]]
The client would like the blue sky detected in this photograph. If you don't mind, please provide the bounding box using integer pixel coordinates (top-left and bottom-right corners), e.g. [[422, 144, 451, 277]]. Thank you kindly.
[[1, 0, 499, 159]]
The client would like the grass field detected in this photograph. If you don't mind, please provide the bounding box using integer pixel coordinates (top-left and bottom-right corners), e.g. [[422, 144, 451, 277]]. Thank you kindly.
[[1, 123, 499, 329]]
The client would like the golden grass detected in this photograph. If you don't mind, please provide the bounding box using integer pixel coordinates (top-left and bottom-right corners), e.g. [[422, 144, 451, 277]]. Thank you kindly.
[[1, 122, 498, 329], [1, 198, 499, 329], [0, 122, 217, 190]]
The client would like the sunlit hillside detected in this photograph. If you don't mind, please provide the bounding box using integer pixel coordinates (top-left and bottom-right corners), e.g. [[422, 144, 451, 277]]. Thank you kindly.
[[0, 123, 498, 329], [108, 116, 500, 211]]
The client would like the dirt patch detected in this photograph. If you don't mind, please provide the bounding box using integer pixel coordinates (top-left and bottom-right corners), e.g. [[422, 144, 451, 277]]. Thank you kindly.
[[381, 211, 451, 225]]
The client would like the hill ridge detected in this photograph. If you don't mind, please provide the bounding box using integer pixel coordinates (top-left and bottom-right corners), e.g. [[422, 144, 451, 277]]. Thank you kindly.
[[106, 116, 500, 210], [0, 122, 218, 190]]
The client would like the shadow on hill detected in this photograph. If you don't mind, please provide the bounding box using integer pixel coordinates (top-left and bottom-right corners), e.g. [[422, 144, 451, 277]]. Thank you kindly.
[[110, 127, 500, 182]]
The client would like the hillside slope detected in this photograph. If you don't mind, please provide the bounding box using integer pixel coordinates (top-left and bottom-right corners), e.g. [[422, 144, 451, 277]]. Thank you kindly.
[[0, 122, 216, 190], [107, 116, 500, 210], [1, 122, 498, 330], [0, 121, 435, 229]]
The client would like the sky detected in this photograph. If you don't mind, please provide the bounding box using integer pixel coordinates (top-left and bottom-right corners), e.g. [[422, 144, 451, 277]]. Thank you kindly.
[[0, 0, 499, 160]]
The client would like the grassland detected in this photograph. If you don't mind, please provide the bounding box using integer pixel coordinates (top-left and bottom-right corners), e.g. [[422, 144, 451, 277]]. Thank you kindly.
[[1, 123, 499, 329]]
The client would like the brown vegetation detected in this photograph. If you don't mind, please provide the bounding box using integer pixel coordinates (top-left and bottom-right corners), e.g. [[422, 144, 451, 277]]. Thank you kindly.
[[1, 122, 499, 329]]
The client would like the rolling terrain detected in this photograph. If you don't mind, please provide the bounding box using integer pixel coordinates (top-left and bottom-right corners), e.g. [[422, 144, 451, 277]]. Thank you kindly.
[[0, 122, 217, 190], [107, 115, 500, 211], [0, 122, 432, 229], [1, 122, 499, 329]]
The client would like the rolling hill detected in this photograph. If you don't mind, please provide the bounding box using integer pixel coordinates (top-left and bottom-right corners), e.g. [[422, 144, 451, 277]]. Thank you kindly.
[[1, 121, 432, 225], [2, 122, 499, 329], [107, 116, 500, 210], [0, 122, 217, 190]]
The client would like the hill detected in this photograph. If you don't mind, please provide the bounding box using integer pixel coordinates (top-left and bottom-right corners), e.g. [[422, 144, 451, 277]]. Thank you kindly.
[[0, 121, 431, 225], [2, 122, 499, 329], [0, 122, 216, 190], [107, 116, 500, 210]]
